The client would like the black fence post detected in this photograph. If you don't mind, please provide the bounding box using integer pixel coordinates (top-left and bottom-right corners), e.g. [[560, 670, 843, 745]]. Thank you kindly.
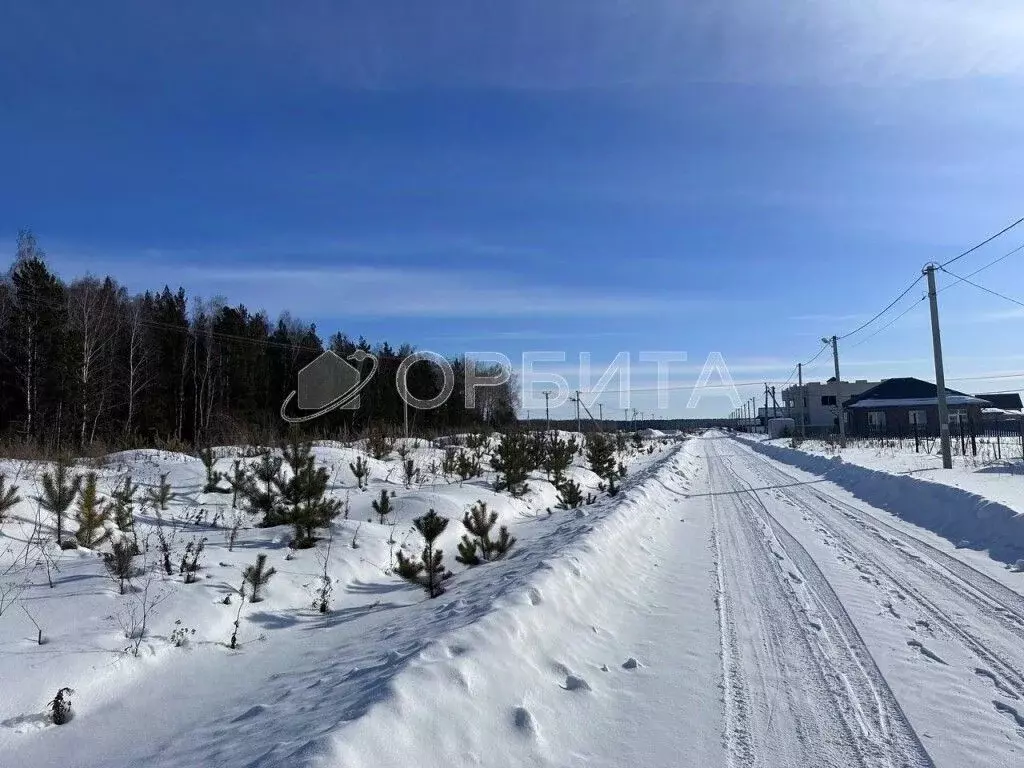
[[914, 423, 919, 453]]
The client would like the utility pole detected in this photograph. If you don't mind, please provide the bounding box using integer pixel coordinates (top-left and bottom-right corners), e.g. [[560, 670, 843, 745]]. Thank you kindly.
[[573, 391, 581, 435], [764, 383, 769, 432], [598, 403, 603, 430], [822, 335, 846, 448], [404, 397, 409, 439], [543, 391, 551, 434], [924, 264, 953, 469], [797, 362, 805, 439]]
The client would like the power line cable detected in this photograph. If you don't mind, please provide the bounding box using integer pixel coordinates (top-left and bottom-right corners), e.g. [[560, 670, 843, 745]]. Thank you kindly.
[[940, 215, 1024, 269], [847, 294, 927, 349], [837, 274, 923, 341], [939, 266, 1024, 312], [938, 241, 1024, 294]]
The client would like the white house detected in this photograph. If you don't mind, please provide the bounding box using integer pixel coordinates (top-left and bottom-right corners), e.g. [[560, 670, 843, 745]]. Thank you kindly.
[[780, 379, 879, 429]]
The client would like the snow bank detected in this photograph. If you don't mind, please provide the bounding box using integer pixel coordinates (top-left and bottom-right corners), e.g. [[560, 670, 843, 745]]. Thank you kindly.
[[745, 439, 1024, 565], [319, 439, 703, 768]]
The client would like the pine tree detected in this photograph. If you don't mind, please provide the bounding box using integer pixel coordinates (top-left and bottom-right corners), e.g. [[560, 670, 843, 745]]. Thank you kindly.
[[543, 435, 575, 486], [242, 553, 277, 602], [455, 501, 515, 565], [556, 479, 584, 509], [146, 472, 174, 511], [241, 453, 284, 523], [179, 537, 207, 583], [0, 473, 21, 524], [226, 460, 247, 509], [35, 459, 83, 547], [349, 455, 369, 489], [394, 510, 450, 598], [455, 450, 482, 481], [371, 489, 393, 524], [403, 458, 418, 488], [198, 445, 227, 493], [103, 539, 137, 594], [109, 474, 139, 545], [585, 433, 616, 477], [491, 432, 531, 497], [49, 687, 74, 725], [74, 472, 110, 548]]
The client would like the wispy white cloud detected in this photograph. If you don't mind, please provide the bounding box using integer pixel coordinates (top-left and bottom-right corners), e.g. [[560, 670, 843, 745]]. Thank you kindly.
[[266, 0, 1024, 89], [44, 253, 708, 320]]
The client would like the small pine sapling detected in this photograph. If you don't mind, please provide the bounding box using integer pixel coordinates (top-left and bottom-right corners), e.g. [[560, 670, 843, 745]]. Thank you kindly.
[[170, 619, 196, 647], [542, 435, 575, 486], [312, 534, 334, 613], [403, 458, 418, 488], [441, 447, 458, 479], [349, 455, 369, 489], [242, 553, 277, 602], [74, 472, 111, 548], [366, 431, 394, 461], [153, 510, 177, 576], [491, 433, 531, 497], [179, 537, 207, 583], [241, 453, 284, 521], [198, 446, 228, 493], [226, 460, 248, 509], [0, 473, 21, 524], [229, 586, 246, 649], [456, 501, 515, 565], [104, 538, 138, 594], [617, 461, 627, 479], [110, 474, 140, 550], [556, 479, 584, 509], [395, 510, 450, 598], [632, 431, 644, 449], [49, 687, 74, 725], [455, 450, 482, 483], [146, 473, 175, 512], [396, 443, 411, 460], [585, 433, 616, 479], [35, 458, 83, 548], [371, 489, 393, 524]]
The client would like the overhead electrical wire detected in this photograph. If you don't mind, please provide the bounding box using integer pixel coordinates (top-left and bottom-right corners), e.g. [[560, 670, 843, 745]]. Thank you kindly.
[[836, 274, 924, 341], [939, 266, 1024, 312], [939, 214, 1024, 269]]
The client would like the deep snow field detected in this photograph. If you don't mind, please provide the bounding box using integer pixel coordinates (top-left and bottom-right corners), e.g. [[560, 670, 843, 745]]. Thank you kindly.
[[0, 432, 678, 767], [4, 431, 1024, 768]]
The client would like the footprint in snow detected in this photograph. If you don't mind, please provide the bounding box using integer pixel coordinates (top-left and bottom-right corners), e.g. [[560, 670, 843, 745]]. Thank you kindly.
[[907, 639, 947, 665], [527, 588, 543, 606], [562, 675, 592, 692], [513, 706, 538, 737], [993, 700, 1024, 729], [232, 704, 271, 723], [975, 668, 1020, 700], [622, 657, 641, 670], [787, 572, 803, 584]]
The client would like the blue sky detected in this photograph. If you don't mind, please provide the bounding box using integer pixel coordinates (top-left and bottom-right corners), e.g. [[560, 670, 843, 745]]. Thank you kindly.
[[2, 1, 1023, 418]]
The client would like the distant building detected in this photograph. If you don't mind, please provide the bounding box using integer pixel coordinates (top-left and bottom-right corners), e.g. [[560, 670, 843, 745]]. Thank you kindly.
[[845, 377, 990, 436], [780, 379, 878, 429], [976, 392, 1023, 423]]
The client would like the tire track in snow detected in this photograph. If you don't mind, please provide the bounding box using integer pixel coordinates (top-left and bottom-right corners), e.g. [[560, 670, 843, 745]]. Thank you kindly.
[[710, 502, 755, 767], [705, 441, 933, 768], [740, 450, 1024, 702]]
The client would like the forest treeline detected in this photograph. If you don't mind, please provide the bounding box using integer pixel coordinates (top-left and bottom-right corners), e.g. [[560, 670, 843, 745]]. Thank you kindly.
[[0, 231, 517, 452]]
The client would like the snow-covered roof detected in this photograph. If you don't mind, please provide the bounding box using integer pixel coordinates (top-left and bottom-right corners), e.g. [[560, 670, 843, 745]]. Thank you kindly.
[[848, 395, 989, 409]]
